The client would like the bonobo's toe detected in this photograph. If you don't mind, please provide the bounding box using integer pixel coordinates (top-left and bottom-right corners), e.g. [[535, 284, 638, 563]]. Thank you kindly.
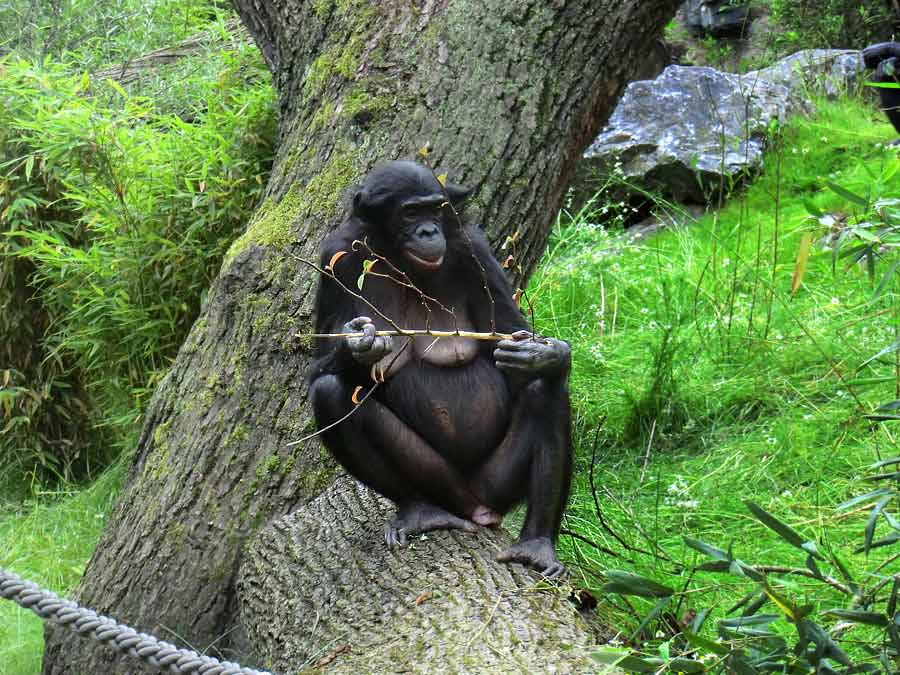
[[386, 502, 477, 548], [471, 505, 503, 527], [497, 537, 565, 579]]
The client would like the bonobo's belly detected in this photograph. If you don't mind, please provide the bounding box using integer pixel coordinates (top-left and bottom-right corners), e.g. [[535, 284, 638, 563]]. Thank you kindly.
[[380, 356, 511, 468]]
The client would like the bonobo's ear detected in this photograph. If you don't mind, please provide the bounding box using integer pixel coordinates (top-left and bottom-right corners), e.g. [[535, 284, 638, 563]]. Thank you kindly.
[[352, 186, 390, 223], [445, 183, 473, 206]]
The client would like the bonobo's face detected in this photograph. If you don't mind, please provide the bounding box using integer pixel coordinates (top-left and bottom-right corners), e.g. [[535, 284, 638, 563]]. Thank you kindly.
[[353, 160, 471, 274], [395, 195, 448, 272]]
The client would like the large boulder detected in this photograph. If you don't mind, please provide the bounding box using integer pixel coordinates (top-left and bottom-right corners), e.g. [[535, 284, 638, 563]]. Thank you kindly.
[[580, 50, 865, 205], [683, 0, 751, 37], [582, 64, 811, 203], [747, 49, 865, 99]]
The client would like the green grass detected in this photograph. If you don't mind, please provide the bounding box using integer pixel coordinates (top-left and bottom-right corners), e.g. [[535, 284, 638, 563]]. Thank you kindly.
[[2, 95, 899, 672], [532, 95, 900, 667], [0, 464, 123, 674]]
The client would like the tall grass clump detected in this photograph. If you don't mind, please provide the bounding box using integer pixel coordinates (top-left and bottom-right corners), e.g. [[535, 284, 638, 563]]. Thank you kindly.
[[531, 94, 900, 672], [0, 41, 276, 488]]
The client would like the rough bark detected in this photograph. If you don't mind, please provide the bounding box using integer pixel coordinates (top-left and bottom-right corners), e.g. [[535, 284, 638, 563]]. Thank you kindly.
[[239, 478, 606, 674], [43, 1, 680, 673]]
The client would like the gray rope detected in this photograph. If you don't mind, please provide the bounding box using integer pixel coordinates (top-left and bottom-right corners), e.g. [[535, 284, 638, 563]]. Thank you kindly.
[[0, 566, 274, 675]]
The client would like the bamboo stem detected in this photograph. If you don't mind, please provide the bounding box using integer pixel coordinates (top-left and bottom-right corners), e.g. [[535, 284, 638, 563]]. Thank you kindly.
[[300, 329, 515, 341]]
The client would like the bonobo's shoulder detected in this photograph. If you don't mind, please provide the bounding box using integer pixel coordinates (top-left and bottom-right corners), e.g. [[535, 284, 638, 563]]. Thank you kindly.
[[319, 218, 362, 259]]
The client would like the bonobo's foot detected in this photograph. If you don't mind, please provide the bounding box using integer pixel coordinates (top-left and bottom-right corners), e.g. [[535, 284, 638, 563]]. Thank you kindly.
[[471, 505, 503, 527], [385, 502, 477, 547], [497, 537, 565, 579]]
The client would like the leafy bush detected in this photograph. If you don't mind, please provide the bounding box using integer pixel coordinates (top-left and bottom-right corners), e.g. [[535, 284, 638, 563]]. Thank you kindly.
[[0, 0, 229, 71], [769, 0, 897, 51], [0, 46, 275, 485]]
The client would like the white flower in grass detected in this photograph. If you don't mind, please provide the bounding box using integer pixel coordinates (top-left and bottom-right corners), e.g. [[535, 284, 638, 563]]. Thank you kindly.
[[830, 297, 840, 305], [721, 257, 731, 267], [640, 307, 649, 315]]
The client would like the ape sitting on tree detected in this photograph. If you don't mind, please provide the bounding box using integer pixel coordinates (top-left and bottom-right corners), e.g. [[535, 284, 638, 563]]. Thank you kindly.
[[863, 42, 900, 143], [308, 161, 572, 577]]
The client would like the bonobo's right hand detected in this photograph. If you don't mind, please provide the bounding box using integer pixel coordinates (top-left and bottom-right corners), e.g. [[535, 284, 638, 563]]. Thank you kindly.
[[344, 316, 393, 365]]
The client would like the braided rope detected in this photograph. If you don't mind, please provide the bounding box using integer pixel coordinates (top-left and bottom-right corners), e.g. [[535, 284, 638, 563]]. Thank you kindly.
[[0, 567, 274, 675]]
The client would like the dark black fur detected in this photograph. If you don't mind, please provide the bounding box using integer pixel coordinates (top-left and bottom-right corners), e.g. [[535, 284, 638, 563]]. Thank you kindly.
[[863, 42, 900, 139], [308, 160, 572, 576]]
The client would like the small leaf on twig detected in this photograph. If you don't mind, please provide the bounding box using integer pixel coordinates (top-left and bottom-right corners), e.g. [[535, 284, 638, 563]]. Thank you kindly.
[[436, 173, 447, 186], [327, 250, 347, 271], [351, 386, 364, 405], [418, 144, 431, 157], [502, 255, 514, 269], [512, 289, 523, 308]]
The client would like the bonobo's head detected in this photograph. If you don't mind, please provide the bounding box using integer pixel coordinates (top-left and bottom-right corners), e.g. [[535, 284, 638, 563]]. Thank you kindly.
[[353, 160, 471, 273]]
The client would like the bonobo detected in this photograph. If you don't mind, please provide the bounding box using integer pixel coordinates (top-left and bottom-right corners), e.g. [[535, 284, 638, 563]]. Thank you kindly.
[[309, 160, 572, 577], [863, 42, 900, 142]]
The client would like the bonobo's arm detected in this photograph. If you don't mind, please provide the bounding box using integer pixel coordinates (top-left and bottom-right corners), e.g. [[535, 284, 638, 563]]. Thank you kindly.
[[863, 42, 900, 70], [309, 229, 393, 383], [462, 227, 571, 381]]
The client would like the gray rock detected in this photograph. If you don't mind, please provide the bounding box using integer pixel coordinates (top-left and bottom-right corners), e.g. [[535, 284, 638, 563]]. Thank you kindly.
[[683, 0, 751, 37], [747, 49, 865, 99], [583, 64, 811, 203]]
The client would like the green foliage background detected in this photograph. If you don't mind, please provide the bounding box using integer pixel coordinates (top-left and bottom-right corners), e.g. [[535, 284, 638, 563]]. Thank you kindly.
[[2, 1, 900, 673]]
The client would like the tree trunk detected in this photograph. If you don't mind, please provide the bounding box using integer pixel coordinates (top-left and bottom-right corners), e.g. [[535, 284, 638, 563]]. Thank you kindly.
[[239, 477, 607, 673], [42, 2, 679, 673]]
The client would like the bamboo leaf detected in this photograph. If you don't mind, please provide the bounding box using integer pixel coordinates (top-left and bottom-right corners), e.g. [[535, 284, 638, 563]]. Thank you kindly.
[[684, 537, 730, 561], [860, 338, 900, 369], [825, 608, 888, 626], [865, 494, 893, 554], [791, 234, 811, 296], [872, 259, 899, 302], [827, 180, 868, 207], [836, 487, 894, 510], [744, 501, 824, 559], [601, 570, 674, 598]]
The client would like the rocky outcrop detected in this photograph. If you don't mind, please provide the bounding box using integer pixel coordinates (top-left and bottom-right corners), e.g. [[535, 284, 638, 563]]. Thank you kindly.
[[581, 50, 864, 204], [582, 65, 810, 203], [747, 49, 865, 99]]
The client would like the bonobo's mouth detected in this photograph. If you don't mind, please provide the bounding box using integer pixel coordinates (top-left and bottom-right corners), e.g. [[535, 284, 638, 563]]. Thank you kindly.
[[403, 249, 444, 271]]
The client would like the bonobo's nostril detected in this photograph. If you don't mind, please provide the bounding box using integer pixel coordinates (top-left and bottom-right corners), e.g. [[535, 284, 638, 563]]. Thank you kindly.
[[417, 223, 440, 238]]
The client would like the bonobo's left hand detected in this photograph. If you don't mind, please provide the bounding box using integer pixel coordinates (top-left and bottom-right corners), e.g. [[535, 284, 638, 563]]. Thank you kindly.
[[493, 330, 570, 379]]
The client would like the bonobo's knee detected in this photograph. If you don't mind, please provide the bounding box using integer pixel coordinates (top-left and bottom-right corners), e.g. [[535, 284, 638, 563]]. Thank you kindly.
[[310, 374, 349, 420]]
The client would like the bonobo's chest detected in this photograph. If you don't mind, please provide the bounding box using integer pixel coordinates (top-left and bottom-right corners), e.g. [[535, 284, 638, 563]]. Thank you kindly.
[[370, 293, 480, 379]]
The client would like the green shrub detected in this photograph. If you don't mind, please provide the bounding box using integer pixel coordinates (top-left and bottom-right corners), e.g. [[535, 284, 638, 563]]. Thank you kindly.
[[770, 0, 896, 51], [0, 0, 229, 71], [0, 46, 276, 485]]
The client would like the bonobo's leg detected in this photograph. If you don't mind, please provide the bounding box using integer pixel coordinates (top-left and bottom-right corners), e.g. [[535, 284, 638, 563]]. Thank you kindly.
[[472, 378, 572, 578], [310, 374, 495, 544]]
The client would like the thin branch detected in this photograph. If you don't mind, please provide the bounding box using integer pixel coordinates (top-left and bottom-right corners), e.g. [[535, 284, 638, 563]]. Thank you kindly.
[[560, 528, 625, 560], [352, 239, 459, 330], [286, 383, 380, 447], [301, 329, 513, 341], [294, 255, 405, 333], [754, 565, 853, 596]]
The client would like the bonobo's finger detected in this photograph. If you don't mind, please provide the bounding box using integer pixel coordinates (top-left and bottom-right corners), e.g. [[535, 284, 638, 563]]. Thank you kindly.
[[355, 322, 376, 351], [494, 351, 538, 366], [347, 316, 372, 330], [511, 330, 534, 341]]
